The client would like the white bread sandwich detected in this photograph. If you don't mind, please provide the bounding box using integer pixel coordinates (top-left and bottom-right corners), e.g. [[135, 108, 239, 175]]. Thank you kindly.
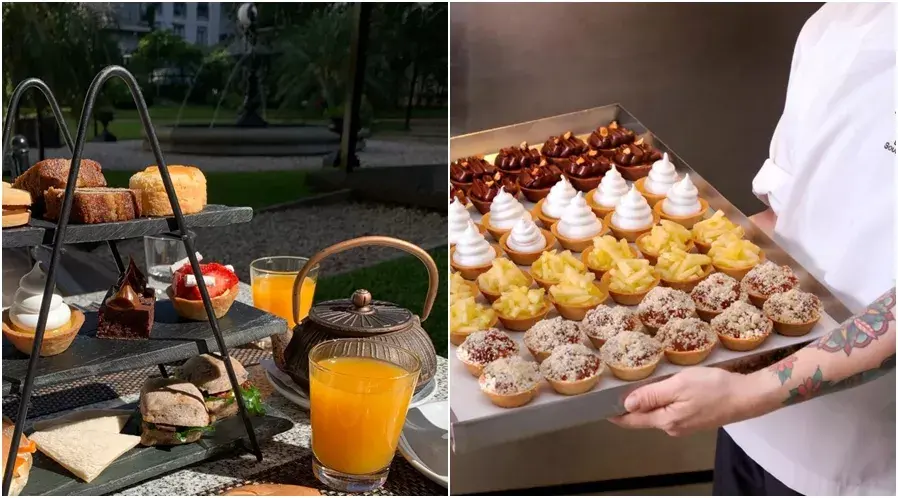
[[139, 377, 212, 446], [2, 417, 36, 495], [28, 428, 140, 483], [178, 354, 265, 422]]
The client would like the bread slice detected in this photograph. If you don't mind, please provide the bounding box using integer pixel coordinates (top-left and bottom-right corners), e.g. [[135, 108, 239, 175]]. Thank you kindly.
[[12, 158, 106, 213], [179, 354, 248, 395], [43, 187, 142, 224], [32, 409, 132, 433], [29, 429, 140, 482]]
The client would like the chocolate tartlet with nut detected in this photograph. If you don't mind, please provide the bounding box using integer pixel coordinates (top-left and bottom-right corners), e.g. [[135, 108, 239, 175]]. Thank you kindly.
[[541, 131, 588, 159], [450, 156, 496, 193], [561, 150, 613, 191], [450, 183, 468, 205], [612, 138, 663, 181], [495, 142, 542, 177], [517, 159, 563, 201], [588, 121, 636, 155], [469, 171, 519, 214]]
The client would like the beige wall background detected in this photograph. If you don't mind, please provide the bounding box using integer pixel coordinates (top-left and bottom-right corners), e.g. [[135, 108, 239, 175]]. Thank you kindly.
[[449, 3, 820, 494]]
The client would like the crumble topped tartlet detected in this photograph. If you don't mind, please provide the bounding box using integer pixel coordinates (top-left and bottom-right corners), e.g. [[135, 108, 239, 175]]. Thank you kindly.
[[540, 343, 604, 395], [637, 287, 697, 332], [763, 289, 823, 336], [690, 272, 749, 320], [742, 261, 800, 306], [580, 305, 646, 348], [523, 316, 588, 363], [457, 328, 519, 377], [600, 330, 663, 381], [479, 356, 542, 408], [655, 317, 718, 365], [711, 301, 772, 351]]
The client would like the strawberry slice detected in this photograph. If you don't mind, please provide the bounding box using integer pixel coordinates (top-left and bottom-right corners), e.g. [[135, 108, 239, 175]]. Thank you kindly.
[[173, 263, 238, 301]]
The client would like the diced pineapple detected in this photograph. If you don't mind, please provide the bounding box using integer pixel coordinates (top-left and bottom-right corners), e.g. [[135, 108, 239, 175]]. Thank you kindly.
[[587, 235, 635, 270], [531, 249, 586, 282], [692, 210, 745, 244], [549, 266, 606, 306], [450, 297, 497, 333], [608, 259, 657, 293], [476, 258, 530, 294], [640, 220, 691, 254], [708, 233, 761, 268], [492, 286, 548, 318], [450, 272, 477, 304], [655, 247, 712, 281]]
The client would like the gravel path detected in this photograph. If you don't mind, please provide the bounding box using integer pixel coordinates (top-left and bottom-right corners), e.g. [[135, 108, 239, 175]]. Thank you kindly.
[[41, 139, 446, 172], [85, 201, 447, 283]]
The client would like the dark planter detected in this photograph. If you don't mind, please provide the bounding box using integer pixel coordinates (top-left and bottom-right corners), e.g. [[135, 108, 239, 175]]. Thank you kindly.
[[15, 116, 62, 148]]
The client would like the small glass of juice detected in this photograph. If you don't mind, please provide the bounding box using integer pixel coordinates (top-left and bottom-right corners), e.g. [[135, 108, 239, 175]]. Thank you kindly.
[[250, 256, 319, 328], [309, 339, 421, 492]]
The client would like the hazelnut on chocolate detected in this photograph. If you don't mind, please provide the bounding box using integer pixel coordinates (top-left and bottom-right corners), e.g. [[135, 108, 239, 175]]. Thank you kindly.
[[495, 142, 541, 172], [541, 132, 587, 158], [613, 138, 662, 166], [470, 172, 519, 202], [563, 151, 613, 179], [518, 160, 563, 189], [450, 156, 496, 183], [588, 120, 636, 150]]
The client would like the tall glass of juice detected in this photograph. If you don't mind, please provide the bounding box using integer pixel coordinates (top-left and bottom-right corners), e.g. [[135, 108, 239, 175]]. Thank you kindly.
[[309, 339, 420, 492], [250, 256, 319, 328]]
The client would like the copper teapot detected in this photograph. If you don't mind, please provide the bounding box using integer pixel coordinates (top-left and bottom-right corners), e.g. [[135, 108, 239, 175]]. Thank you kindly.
[[279, 236, 438, 392]]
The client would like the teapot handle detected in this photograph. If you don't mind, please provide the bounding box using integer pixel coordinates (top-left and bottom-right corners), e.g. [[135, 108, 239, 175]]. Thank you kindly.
[[292, 236, 439, 326]]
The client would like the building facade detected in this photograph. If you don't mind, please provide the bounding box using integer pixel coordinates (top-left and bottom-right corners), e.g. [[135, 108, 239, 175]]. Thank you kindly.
[[112, 2, 235, 54]]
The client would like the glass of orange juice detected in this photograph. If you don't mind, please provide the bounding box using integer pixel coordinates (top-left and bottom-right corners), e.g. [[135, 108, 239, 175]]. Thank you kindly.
[[250, 256, 319, 329], [309, 339, 420, 492]]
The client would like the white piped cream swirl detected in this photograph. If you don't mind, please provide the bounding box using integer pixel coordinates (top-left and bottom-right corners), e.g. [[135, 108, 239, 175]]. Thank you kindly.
[[488, 187, 526, 230], [542, 176, 577, 219], [449, 197, 472, 245], [593, 165, 628, 208], [9, 263, 72, 332], [611, 187, 654, 230], [453, 221, 497, 267], [662, 174, 701, 216], [557, 192, 603, 240], [507, 212, 547, 253], [644, 153, 678, 195]]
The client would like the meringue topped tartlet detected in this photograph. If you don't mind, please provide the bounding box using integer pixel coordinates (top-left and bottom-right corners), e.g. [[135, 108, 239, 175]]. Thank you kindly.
[[500, 212, 555, 266], [535, 175, 577, 227], [451, 221, 498, 280], [635, 153, 678, 207], [587, 164, 628, 217], [605, 186, 658, 242], [653, 174, 709, 229], [483, 187, 527, 239], [517, 159, 564, 202], [449, 197, 473, 246], [552, 192, 607, 252]]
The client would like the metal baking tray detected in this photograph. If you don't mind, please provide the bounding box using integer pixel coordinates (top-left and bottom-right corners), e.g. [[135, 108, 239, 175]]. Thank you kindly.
[[448, 105, 851, 454]]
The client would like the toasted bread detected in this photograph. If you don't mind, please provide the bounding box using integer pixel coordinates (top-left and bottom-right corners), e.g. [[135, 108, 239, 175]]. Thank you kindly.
[[12, 158, 106, 213], [43, 187, 142, 224]]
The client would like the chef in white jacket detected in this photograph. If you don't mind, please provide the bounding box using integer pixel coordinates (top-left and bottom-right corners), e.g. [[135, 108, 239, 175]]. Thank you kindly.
[[612, 3, 895, 495]]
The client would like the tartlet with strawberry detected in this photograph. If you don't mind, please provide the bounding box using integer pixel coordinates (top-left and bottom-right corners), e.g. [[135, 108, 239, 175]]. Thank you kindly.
[[167, 261, 239, 320]]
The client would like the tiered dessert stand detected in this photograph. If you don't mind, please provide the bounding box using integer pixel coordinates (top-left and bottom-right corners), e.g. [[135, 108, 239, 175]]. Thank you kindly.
[[2, 66, 290, 495]]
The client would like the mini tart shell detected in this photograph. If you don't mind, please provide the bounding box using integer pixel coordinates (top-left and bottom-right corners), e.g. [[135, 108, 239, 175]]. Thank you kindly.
[[530, 272, 560, 291], [458, 347, 518, 377], [635, 233, 696, 266], [640, 310, 698, 335], [493, 301, 552, 332], [580, 245, 641, 280], [477, 271, 534, 303], [481, 213, 517, 241], [470, 195, 495, 215], [601, 271, 661, 306], [2, 307, 84, 357], [715, 318, 773, 351], [695, 304, 724, 323], [616, 163, 653, 182], [550, 220, 609, 253], [659, 264, 714, 293], [584, 189, 617, 219], [519, 184, 553, 202], [450, 314, 500, 346], [652, 197, 710, 230], [546, 363, 605, 396], [453, 278, 481, 302], [770, 314, 821, 337], [498, 229, 556, 266], [548, 288, 609, 321], [663, 339, 717, 366], [711, 251, 765, 281], [450, 179, 472, 194], [604, 211, 660, 243], [450, 244, 501, 280], [606, 355, 662, 381], [167, 283, 239, 320], [565, 174, 603, 193], [633, 177, 667, 207], [532, 198, 560, 228], [480, 384, 540, 409]]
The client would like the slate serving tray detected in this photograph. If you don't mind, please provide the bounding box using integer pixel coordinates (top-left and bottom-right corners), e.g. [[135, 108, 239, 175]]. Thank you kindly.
[[21, 402, 293, 496], [2, 300, 287, 395], [2, 205, 253, 248]]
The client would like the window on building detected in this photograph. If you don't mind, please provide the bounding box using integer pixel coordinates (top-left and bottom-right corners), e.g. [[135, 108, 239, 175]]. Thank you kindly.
[[197, 3, 209, 21], [172, 23, 185, 38], [196, 26, 208, 45], [173, 2, 186, 18]]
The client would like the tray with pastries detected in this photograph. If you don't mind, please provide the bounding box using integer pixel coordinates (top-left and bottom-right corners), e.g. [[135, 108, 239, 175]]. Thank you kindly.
[[448, 104, 851, 454], [5, 354, 292, 496], [2, 160, 252, 248]]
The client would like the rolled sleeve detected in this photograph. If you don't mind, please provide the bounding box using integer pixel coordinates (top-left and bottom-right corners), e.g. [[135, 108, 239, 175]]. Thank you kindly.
[[752, 158, 791, 214]]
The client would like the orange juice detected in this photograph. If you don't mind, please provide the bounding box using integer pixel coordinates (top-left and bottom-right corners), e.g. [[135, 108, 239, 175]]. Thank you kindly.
[[251, 273, 316, 328], [310, 357, 417, 475]]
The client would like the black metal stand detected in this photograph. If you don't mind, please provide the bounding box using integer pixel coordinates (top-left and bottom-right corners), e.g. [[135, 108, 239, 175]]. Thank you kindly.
[[1, 66, 262, 495]]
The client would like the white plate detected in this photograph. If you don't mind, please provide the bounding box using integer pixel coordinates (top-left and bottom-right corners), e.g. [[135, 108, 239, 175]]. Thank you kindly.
[[262, 359, 438, 410], [398, 401, 449, 488]]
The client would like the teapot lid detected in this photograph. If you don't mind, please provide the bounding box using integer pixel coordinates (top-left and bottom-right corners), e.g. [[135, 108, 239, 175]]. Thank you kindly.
[[308, 289, 413, 335]]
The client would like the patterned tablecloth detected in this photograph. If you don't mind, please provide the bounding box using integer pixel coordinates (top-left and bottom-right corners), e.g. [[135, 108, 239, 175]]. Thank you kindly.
[[2, 287, 448, 496]]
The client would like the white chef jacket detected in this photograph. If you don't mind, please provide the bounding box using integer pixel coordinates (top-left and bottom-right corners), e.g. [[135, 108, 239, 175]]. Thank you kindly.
[[725, 3, 896, 495]]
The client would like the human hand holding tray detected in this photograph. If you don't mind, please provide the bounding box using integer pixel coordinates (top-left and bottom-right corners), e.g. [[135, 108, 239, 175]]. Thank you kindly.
[[449, 105, 851, 454]]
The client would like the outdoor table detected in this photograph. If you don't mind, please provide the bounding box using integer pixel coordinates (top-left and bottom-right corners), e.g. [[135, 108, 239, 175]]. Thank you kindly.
[[3, 283, 448, 496]]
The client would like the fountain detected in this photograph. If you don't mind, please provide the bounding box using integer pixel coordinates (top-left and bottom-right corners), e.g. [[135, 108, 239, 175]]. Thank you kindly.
[[151, 3, 367, 157]]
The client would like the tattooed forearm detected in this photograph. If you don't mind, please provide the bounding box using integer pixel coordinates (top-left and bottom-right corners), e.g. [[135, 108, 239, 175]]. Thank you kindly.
[[768, 355, 797, 385], [783, 354, 896, 406], [815, 288, 895, 356]]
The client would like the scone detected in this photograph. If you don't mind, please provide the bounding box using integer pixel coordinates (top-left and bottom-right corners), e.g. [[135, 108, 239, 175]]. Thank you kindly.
[[129, 165, 207, 216]]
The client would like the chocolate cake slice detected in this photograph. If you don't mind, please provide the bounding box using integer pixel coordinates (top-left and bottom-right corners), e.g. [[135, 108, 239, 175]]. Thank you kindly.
[[97, 259, 156, 339]]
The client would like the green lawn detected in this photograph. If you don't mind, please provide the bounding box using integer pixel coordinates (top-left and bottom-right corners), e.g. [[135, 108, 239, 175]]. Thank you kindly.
[[313, 246, 448, 358], [101, 170, 310, 210]]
